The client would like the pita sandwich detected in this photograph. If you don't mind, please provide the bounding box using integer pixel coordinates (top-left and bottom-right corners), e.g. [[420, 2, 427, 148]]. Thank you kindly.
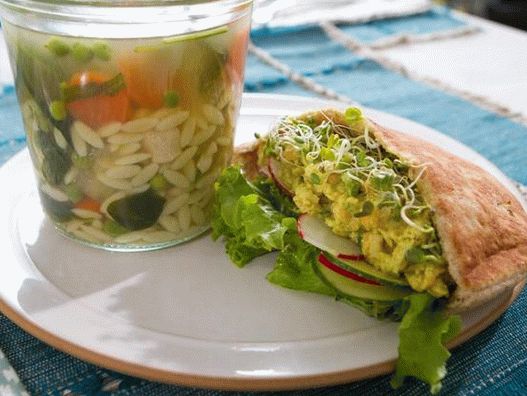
[[232, 108, 527, 311]]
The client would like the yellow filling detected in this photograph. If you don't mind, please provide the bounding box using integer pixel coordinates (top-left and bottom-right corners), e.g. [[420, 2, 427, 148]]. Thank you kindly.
[[267, 137, 449, 298]]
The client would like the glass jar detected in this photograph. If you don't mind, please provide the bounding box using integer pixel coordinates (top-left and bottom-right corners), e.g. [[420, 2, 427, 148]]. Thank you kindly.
[[0, 0, 253, 251]]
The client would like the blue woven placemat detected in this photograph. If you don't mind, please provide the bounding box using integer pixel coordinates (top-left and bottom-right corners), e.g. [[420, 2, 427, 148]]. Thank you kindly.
[[1, 8, 527, 395]]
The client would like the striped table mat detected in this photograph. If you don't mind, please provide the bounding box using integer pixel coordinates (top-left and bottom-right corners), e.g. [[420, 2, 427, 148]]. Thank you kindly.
[[0, 6, 526, 396]]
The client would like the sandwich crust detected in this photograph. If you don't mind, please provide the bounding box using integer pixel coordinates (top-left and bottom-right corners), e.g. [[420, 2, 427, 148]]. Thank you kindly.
[[369, 121, 527, 311], [232, 109, 527, 311]]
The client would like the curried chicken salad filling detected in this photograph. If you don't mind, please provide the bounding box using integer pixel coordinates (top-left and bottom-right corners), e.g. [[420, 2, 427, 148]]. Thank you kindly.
[[259, 108, 451, 298]]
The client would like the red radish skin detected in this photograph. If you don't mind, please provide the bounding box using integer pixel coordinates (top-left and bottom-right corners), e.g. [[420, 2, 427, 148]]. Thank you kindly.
[[268, 158, 293, 196], [318, 253, 381, 286], [297, 217, 304, 239]]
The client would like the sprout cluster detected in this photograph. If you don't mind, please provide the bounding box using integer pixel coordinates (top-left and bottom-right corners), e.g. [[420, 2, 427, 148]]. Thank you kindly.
[[264, 109, 433, 233]]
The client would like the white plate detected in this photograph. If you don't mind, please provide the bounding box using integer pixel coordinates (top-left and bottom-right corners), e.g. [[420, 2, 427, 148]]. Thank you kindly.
[[0, 93, 523, 391]]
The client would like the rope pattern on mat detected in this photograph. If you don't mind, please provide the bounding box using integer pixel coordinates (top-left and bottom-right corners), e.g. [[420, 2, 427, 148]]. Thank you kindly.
[[248, 42, 357, 105], [320, 21, 527, 126], [365, 25, 480, 50], [250, 23, 527, 127], [253, 2, 433, 30], [248, 42, 527, 197]]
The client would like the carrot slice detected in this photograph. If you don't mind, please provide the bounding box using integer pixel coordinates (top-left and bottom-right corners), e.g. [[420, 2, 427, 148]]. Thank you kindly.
[[119, 53, 195, 109], [66, 71, 129, 129], [74, 197, 101, 213], [227, 29, 249, 84], [119, 57, 165, 109]]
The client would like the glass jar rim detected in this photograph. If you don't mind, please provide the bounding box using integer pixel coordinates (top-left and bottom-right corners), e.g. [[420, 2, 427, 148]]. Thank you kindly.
[[0, 0, 253, 34], [0, 0, 253, 19], [0, 0, 246, 7]]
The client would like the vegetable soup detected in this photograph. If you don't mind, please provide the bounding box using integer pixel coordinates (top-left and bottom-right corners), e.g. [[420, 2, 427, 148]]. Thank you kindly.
[[3, 15, 251, 250]]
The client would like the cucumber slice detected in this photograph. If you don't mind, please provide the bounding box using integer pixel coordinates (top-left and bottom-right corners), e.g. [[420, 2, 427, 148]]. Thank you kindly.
[[330, 255, 409, 287], [134, 26, 229, 53], [297, 214, 364, 259], [316, 255, 411, 301]]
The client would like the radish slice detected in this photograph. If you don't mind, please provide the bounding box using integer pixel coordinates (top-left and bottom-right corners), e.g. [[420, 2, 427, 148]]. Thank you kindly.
[[298, 214, 365, 260], [268, 157, 293, 196], [318, 253, 380, 286]]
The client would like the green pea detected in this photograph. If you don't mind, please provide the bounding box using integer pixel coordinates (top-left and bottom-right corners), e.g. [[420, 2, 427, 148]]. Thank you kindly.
[[344, 107, 363, 125], [46, 38, 70, 56], [72, 153, 93, 169], [342, 172, 362, 197], [72, 42, 94, 63], [49, 100, 67, 121], [163, 91, 179, 108], [103, 220, 129, 236], [64, 184, 83, 204], [354, 201, 374, 217], [310, 173, 321, 185], [149, 174, 169, 191], [405, 247, 426, 264], [92, 41, 111, 61]]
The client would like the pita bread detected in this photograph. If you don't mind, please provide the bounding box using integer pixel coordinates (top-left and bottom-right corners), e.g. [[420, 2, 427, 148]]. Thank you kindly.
[[232, 109, 527, 311]]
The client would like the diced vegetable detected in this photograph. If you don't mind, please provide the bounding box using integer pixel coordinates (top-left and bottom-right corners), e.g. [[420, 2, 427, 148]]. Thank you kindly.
[[37, 129, 71, 185], [149, 174, 169, 191], [72, 153, 93, 169], [64, 184, 84, 203], [199, 46, 227, 102], [226, 28, 249, 83], [49, 100, 67, 121], [62, 72, 126, 102], [107, 189, 166, 231], [75, 197, 101, 213], [64, 72, 129, 129], [4, 13, 250, 247], [163, 26, 229, 45], [118, 50, 183, 108], [16, 43, 66, 112], [103, 219, 129, 236], [163, 91, 179, 108], [45, 38, 70, 57], [72, 42, 94, 63], [344, 107, 363, 125], [120, 41, 224, 109], [354, 201, 374, 217], [370, 170, 395, 191], [92, 41, 111, 61]]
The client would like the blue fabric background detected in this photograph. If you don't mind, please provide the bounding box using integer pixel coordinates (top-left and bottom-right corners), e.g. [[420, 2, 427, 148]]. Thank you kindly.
[[1, 8, 526, 395]]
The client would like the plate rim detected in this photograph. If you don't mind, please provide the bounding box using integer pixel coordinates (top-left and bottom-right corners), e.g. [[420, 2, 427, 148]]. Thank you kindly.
[[0, 92, 525, 391], [0, 281, 523, 391]]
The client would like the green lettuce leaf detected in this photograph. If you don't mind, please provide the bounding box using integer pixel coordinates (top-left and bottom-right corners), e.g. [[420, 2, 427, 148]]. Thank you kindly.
[[213, 166, 462, 393], [212, 167, 294, 267], [391, 293, 462, 394], [213, 166, 331, 294], [267, 232, 335, 296], [254, 177, 299, 217], [339, 294, 407, 321]]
